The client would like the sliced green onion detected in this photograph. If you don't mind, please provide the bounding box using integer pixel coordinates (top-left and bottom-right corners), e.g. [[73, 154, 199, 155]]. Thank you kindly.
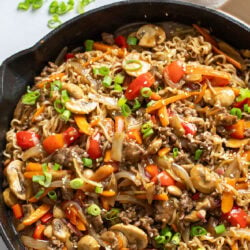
[[82, 157, 93, 167], [194, 149, 203, 161], [104, 208, 120, 220], [51, 80, 62, 91], [49, 1, 58, 14], [93, 68, 100, 75], [132, 99, 141, 111], [121, 104, 131, 117], [124, 60, 143, 72], [85, 39, 94, 51], [53, 163, 61, 171], [147, 100, 156, 107], [118, 97, 127, 107], [61, 110, 71, 121], [161, 227, 171, 236], [160, 227, 172, 242], [22, 89, 40, 105], [230, 108, 242, 119], [141, 122, 153, 134], [173, 148, 179, 158], [43, 172, 52, 187], [154, 235, 165, 244], [77, 0, 94, 14], [114, 74, 125, 84], [190, 226, 207, 237], [48, 190, 57, 201], [32, 175, 45, 184], [127, 36, 138, 45], [99, 66, 110, 76], [171, 232, 181, 245], [140, 87, 152, 98], [87, 204, 101, 216], [244, 104, 249, 112], [143, 128, 154, 138], [70, 178, 84, 189], [215, 224, 226, 234], [54, 99, 65, 113], [57, 2, 68, 15], [236, 88, 250, 102], [32, 0, 44, 9], [95, 186, 103, 194], [102, 76, 112, 87], [48, 14, 62, 29], [42, 163, 48, 172], [114, 84, 123, 92], [18, 0, 31, 10], [61, 90, 70, 103], [35, 189, 45, 199]]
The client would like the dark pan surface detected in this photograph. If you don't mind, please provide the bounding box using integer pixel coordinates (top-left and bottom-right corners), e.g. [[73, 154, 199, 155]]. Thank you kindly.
[[0, 1, 249, 249]]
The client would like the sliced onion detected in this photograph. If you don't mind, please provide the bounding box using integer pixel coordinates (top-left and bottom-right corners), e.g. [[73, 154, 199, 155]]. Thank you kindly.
[[21, 236, 49, 249], [111, 132, 125, 162], [50, 180, 70, 188], [171, 163, 195, 192], [55, 46, 68, 66], [88, 92, 118, 109], [22, 144, 43, 161], [116, 194, 149, 209], [115, 171, 141, 186]]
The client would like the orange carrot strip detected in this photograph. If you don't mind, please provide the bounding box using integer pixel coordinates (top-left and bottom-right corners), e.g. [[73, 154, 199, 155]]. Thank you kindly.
[[104, 150, 113, 163], [12, 204, 23, 219], [127, 129, 142, 144], [74, 115, 92, 135], [212, 45, 242, 70], [232, 242, 239, 250], [146, 92, 199, 113], [100, 190, 116, 197], [33, 224, 46, 240], [195, 83, 207, 104], [158, 106, 169, 126], [150, 92, 162, 101], [232, 88, 240, 96], [221, 179, 236, 213], [24, 171, 43, 179], [23, 204, 51, 226], [93, 42, 125, 58], [136, 193, 168, 201], [26, 162, 42, 172], [158, 147, 170, 157], [235, 182, 248, 190], [115, 116, 125, 133], [43, 134, 65, 154], [24, 170, 71, 179], [32, 105, 45, 122], [36, 73, 65, 89], [90, 118, 100, 127], [29, 188, 56, 203], [193, 24, 218, 46], [101, 197, 110, 210]]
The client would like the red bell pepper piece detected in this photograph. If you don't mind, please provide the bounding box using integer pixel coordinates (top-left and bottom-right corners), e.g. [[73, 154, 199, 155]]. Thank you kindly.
[[63, 127, 81, 145], [164, 60, 185, 83], [114, 35, 128, 48], [192, 193, 200, 200], [227, 120, 245, 139], [16, 131, 40, 150], [153, 171, 175, 186], [224, 207, 247, 228], [182, 122, 197, 136], [65, 53, 75, 60], [125, 72, 155, 100], [40, 212, 53, 224], [145, 165, 159, 178], [233, 98, 250, 109], [87, 132, 102, 159], [33, 224, 46, 240]]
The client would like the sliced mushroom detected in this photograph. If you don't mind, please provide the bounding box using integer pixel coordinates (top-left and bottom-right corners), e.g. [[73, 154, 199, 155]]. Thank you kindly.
[[203, 87, 235, 107], [136, 24, 166, 48], [65, 99, 97, 114], [53, 205, 65, 218], [6, 160, 26, 200], [52, 218, 70, 242], [101, 231, 128, 250], [122, 53, 151, 77], [147, 137, 162, 154], [44, 225, 53, 239], [3, 188, 18, 207], [110, 223, 148, 249], [190, 165, 217, 194], [184, 209, 206, 222], [62, 83, 84, 99], [77, 235, 100, 250]]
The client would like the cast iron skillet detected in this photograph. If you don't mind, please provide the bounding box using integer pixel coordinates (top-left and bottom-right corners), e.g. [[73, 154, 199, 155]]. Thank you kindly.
[[0, 1, 249, 249]]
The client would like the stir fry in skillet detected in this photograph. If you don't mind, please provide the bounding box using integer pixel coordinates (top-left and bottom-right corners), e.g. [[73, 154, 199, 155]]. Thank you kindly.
[[3, 23, 250, 249]]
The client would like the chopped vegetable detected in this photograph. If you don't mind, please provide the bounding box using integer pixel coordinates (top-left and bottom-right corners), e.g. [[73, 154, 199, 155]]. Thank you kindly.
[[61, 110, 71, 121], [158, 106, 169, 126], [145, 164, 159, 178], [125, 72, 155, 100], [12, 204, 23, 219], [82, 157, 93, 167], [224, 207, 247, 228], [194, 149, 203, 160], [114, 73, 125, 84], [22, 88, 40, 105], [93, 42, 125, 58], [102, 76, 112, 87], [182, 122, 197, 135], [63, 127, 80, 145], [228, 120, 245, 139], [33, 224, 45, 240], [115, 35, 128, 48], [40, 212, 53, 224], [48, 190, 57, 201], [87, 204, 101, 216], [95, 186, 103, 194], [158, 147, 170, 157], [43, 134, 65, 154], [123, 59, 143, 72], [104, 208, 120, 220], [74, 115, 92, 135], [47, 14, 62, 29], [54, 99, 65, 113], [155, 235, 165, 244], [215, 224, 226, 234], [132, 99, 141, 111], [171, 232, 181, 245], [16, 131, 40, 150], [127, 129, 142, 144], [70, 178, 84, 189], [156, 171, 175, 186], [87, 133, 102, 159], [84, 39, 94, 51], [173, 148, 179, 158], [23, 204, 51, 226], [236, 88, 250, 102], [127, 36, 138, 45], [190, 226, 207, 237], [121, 104, 131, 117], [230, 108, 242, 119], [164, 60, 185, 83], [140, 87, 152, 98]]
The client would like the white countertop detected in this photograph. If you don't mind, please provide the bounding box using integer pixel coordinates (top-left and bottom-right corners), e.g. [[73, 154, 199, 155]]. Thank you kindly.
[[0, 0, 248, 249]]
